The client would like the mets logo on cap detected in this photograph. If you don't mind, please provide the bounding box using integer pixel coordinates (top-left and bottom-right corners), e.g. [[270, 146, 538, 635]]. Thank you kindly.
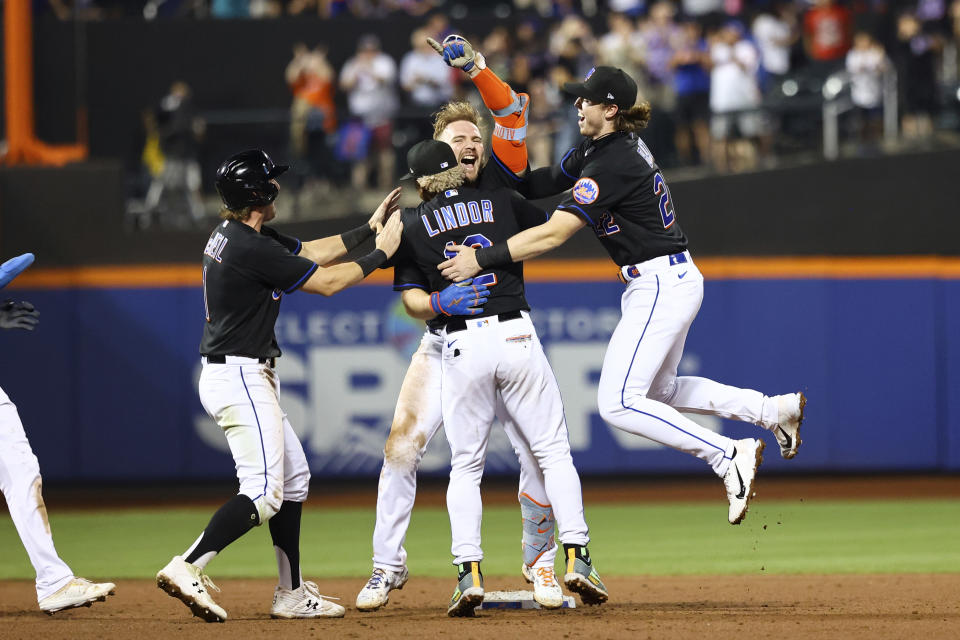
[[572, 177, 599, 204]]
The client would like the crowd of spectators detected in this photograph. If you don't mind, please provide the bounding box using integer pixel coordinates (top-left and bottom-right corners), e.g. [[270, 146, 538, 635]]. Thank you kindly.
[[271, 0, 960, 180], [72, 0, 959, 213]]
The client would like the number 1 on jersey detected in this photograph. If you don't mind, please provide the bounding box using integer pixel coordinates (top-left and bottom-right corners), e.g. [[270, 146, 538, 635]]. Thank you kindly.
[[445, 234, 498, 287]]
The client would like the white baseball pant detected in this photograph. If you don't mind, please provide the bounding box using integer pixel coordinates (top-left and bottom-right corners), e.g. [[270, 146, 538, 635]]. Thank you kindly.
[[441, 312, 589, 565], [373, 330, 556, 571], [0, 386, 74, 601], [198, 358, 311, 524], [597, 252, 780, 477]]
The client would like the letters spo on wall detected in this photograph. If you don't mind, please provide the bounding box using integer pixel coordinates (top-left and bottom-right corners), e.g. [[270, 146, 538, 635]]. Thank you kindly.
[[2, 277, 957, 481]]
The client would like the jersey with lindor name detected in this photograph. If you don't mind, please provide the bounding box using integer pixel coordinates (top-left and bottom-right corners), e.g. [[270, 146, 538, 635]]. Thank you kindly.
[[555, 131, 687, 267], [200, 220, 317, 358], [393, 186, 548, 330]]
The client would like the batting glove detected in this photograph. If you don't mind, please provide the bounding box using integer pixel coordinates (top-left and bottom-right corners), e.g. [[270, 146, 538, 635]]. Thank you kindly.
[[426, 35, 486, 74], [0, 253, 35, 290], [431, 278, 489, 316], [0, 300, 39, 331]]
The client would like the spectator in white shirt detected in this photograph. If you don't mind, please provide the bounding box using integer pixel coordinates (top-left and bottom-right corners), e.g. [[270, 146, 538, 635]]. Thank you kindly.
[[752, 1, 799, 90], [400, 28, 454, 109], [845, 31, 887, 142], [340, 34, 398, 191], [709, 21, 764, 171]]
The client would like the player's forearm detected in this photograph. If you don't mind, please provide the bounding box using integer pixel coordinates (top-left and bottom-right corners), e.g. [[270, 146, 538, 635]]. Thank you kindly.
[[505, 224, 568, 262], [300, 262, 364, 296], [300, 236, 350, 265], [300, 249, 386, 296], [473, 68, 529, 174], [489, 212, 583, 264], [401, 288, 436, 320]]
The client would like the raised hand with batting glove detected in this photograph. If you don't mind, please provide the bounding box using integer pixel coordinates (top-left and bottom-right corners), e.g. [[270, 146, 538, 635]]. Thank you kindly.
[[430, 278, 489, 316], [0, 253, 35, 290], [0, 300, 39, 331], [426, 35, 486, 77]]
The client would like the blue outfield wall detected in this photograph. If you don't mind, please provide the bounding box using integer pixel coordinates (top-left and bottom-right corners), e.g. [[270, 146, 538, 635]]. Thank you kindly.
[[0, 277, 957, 481]]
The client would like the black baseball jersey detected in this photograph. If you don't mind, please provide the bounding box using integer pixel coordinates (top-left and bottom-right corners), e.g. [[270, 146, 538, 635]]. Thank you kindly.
[[393, 186, 548, 330], [200, 220, 317, 358], [554, 131, 687, 266]]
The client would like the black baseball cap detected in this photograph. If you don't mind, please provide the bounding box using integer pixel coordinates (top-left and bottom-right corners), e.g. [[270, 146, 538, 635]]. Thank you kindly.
[[400, 139, 458, 181], [562, 66, 638, 110]]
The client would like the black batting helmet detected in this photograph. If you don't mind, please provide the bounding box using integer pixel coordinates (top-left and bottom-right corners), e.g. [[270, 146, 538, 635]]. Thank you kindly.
[[215, 149, 289, 210]]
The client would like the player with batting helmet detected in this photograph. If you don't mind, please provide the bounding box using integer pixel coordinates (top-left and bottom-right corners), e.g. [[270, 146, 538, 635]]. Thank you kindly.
[[156, 149, 403, 622]]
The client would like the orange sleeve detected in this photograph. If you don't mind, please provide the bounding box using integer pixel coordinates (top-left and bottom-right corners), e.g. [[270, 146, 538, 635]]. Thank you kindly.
[[471, 68, 529, 175]]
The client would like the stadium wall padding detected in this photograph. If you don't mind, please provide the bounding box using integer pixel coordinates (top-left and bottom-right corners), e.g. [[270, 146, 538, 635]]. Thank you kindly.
[[3, 149, 960, 266], [0, 276, 957, 481]]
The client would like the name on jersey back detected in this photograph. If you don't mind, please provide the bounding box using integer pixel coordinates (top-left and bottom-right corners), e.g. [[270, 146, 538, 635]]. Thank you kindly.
[[421, 197, 495, 237]]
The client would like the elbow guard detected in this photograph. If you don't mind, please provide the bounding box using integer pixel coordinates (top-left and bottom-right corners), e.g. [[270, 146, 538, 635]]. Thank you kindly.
[[492, 93, 529, 143]]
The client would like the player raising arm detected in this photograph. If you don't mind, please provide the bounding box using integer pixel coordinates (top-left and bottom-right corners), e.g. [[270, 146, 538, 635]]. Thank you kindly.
[[356, 36, 577, 612], [439, 67, 807, 526], [157, 149, 402, 623]]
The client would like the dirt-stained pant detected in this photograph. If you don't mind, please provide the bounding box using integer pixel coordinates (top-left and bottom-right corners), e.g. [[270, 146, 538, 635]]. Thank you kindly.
[[372, 330, 557, 572], [0, 386, 73, 602]]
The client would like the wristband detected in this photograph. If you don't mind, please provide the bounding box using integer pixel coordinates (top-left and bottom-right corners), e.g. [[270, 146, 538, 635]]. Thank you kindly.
[[475, 243, 512, 269], [430, 291, 450, 316], [340, 223, 374, 252], [355, 249, 387, 277]]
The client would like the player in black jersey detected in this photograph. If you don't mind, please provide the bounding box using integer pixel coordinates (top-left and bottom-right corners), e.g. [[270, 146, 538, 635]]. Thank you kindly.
[[357, 37, 589, 613], [393, 139, 607, 616], [439, 66, 807, 526], [157, 149, 403, 623]]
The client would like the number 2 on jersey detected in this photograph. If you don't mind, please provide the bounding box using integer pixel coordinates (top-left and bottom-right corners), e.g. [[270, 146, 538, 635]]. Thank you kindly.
[[445, 234, 498, 287], [653, 172, 675, 229]]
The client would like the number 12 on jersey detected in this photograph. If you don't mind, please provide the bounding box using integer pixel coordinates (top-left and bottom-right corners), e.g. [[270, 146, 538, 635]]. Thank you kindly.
[[653, 172, 675, 229], [445, 234, 498, 287]]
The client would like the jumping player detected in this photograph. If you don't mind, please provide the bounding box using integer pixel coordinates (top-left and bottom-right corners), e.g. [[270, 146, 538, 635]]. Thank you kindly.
[[156, 149, 403, 622], [398, 139, 607, 616], [439, 66, 807, 526], [356, 36, 572, 611], [0, 253, 117, 613]]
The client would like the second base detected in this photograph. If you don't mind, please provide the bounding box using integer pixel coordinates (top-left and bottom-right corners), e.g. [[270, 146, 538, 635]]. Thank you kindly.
[[476, 590, 576, 610]]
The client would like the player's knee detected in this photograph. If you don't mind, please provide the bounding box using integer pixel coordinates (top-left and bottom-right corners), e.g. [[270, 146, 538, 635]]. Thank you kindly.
[[597, 390, 623, 422], [257, 485, 285, 523], [648, 379, 677, 403], [383, 430, 425, 472]]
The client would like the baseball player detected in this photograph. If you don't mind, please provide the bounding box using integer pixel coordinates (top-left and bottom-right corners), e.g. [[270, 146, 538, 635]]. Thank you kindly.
[[0, 253, 116, 613], [156, 149, 403, 622], [439, 66, 807, 526], [395, 139, 607, 616], [356, 36, 573, 611]]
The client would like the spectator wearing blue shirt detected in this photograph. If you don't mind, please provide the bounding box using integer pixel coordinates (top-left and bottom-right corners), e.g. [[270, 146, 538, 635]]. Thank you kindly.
[[670, 20, 712, 165]]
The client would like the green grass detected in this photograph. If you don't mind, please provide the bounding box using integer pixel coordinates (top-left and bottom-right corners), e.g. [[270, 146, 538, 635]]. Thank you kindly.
[[1, 499, 957, 580]]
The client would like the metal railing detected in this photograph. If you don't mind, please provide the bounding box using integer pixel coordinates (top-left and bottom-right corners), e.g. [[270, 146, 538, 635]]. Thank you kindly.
[[822, 65, 898, 160]]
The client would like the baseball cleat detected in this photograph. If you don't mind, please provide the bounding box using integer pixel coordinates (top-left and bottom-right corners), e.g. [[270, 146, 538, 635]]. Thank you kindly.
[[355, 566, 409, 611], [773, 392, 806, 459], [156, 555, 227, 623], [521, 563, 563, 609], [271, 580, 345, 618], [39, 577, 116, 614], [724, 438, 765, 525], [447, 561, 484, 617], [562, 545, 608, 605]]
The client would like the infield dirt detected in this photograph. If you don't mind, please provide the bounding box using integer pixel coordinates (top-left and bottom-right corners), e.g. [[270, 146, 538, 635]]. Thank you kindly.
[[2, 573, 958, 639]]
